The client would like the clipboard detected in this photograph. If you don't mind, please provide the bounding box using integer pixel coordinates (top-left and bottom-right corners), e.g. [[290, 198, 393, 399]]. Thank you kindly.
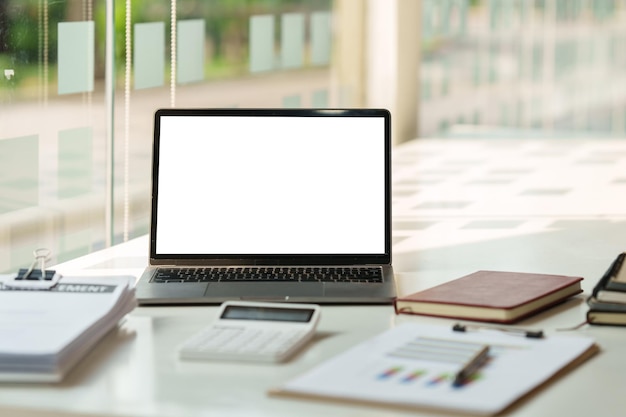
[[269, 323, 598, 416]]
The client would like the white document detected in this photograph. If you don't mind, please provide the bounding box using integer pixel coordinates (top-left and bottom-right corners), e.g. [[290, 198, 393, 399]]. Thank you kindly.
[[0, 275, 136, 382], [271, 323, 597, 415]]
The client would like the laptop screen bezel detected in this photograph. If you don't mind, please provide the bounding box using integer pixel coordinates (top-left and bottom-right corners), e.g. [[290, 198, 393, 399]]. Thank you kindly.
[[149, 108, 392, 266]]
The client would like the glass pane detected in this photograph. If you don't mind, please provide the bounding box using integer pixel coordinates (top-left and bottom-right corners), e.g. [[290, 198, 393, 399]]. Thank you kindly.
[[311, 11, 331, 65], [420, 0, 626, 138], [114, 0, 333, 247], [134, 22, 165, 89], [58, 127, 93, 199], [2, 0, 336, 271], [312, 89, 329, 107], [177, 19, 205, 84], [0, 1, 107, 273], [0, 135, 39, 213], [249, 15, 275, 72], [282, 94, 301, 108], [57, 21, 94, 95], [280, 13, 305, 69]]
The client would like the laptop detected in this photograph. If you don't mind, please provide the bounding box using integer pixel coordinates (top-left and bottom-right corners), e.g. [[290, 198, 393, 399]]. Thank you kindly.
[[136, 108, 396, 305]]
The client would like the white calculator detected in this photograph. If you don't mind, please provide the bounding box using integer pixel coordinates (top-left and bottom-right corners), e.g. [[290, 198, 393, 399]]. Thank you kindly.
[[178, 301, 321, 363]]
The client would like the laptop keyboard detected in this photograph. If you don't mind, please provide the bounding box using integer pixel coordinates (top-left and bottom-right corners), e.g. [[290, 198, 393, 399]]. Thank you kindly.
[[152, 267, 383, 283]]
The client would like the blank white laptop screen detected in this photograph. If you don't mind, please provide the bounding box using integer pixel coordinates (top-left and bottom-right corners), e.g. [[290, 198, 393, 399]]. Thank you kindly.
[[155, 114, 386, 255]]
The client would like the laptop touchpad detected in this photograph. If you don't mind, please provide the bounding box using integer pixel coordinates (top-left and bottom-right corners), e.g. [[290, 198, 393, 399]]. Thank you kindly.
[[204, 282, 324, 300]]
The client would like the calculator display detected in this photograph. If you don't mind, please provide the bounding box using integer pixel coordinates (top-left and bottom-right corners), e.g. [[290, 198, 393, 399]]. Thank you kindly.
[[221, 305, 314, 322]]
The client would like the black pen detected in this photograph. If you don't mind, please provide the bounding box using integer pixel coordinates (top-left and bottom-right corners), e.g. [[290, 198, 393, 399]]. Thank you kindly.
[[452, 345, 490, 387]]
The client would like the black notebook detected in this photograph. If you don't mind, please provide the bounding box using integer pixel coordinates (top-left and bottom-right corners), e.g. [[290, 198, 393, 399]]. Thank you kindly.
[[588, 252, 626, 325]]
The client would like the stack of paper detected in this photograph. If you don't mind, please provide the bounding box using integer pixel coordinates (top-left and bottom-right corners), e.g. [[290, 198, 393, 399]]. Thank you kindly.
[[0, 275, 136, 382]]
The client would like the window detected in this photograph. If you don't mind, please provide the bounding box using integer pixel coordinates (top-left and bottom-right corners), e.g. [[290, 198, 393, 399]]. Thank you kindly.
[[420, 0, 626, 138], [0, 0, 333, 273], [3, 0, 623, 273]]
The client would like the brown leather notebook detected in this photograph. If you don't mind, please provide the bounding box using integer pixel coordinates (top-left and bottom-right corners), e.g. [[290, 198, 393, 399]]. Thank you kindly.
[[394, 270, 583, 323]]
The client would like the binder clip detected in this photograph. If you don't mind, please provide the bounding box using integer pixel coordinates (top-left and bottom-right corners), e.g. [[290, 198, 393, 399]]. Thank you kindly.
[[3, 248, 62, 290]]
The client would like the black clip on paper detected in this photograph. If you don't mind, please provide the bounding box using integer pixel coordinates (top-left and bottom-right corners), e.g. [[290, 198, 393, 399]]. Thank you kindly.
[[3, 248, 62, 290], [453, 323, 544, 339]]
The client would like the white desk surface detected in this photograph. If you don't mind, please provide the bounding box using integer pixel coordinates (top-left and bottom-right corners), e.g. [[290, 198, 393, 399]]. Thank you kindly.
[[3, 138, 626, 417]]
